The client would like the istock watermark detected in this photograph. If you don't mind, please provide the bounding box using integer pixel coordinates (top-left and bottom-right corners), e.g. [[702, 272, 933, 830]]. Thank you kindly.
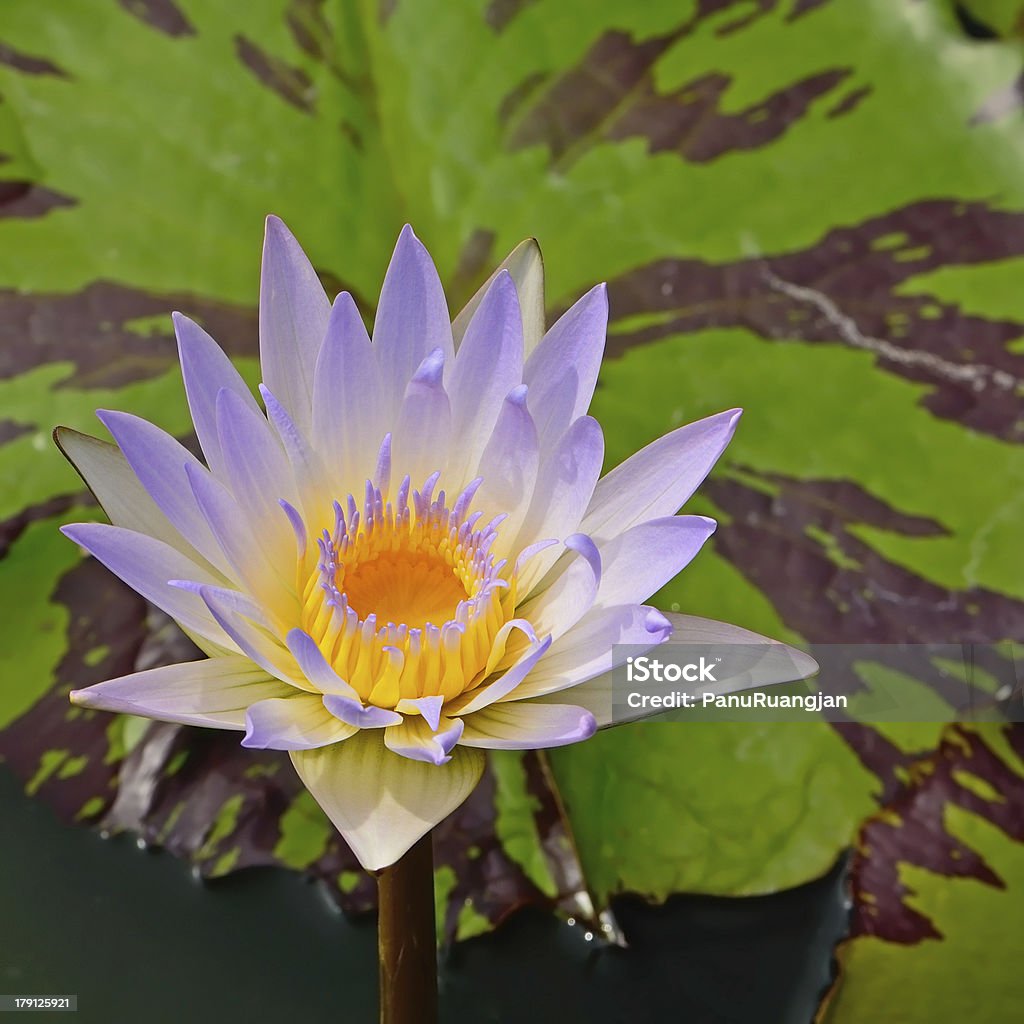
[[609, 642, 1024, 725], [626, 655, 720, 684]]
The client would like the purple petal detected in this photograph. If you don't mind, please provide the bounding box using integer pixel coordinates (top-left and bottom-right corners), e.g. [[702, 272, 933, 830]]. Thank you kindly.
[[172, 581, 271, 629], [260, 383, 329, 523], [285, 628, 359, 700], [373, 225, 454, 416], [279, 499, 307, 559], [312, 292, 385, 491], [173, 312, 262, 480], [185, 462, 294, 618], [56, 427, 207, 560], [198, 585, 306, 688], [392, 347, 452, 485], [384, 715, 465, 766], [474, 385, 539, 544], [323, 693, 403, 729], [582, 408, 741, 542], [523, 283, 607, 449], [395, 695, 445, 731], [60, 523, 228, 645], [448, 633, 552, 715], [459, 702, 596, 750], [447, 271, 524, 483], [452, 238, 544, 357], [215, 388, 297, 568], [259, 216, 331, 436], [513, 415, 604, 592], [596, 515, 716, 607], [95, 410, 229, 575]]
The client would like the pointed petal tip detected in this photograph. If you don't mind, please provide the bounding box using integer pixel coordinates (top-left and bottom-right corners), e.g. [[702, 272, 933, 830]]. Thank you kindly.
[[182, 459, 203, 488], [69, 688, 92, 708], [645, 608, 672, 634], [59, 522, 84, 543], [507, 383, 529, 406], [565, 531, 600, 562], [285, 625, 310, 648], [411, 346, 446, 384], [264, 213, 287, 235], [170, 310, 197, 335], [331, 289, 358, 312], [170, 310, 207, 348], [391, 223, 421, 252], [792, 647, 820, 680], [240, 725, 260, 749], [167, 578, 208, 597]]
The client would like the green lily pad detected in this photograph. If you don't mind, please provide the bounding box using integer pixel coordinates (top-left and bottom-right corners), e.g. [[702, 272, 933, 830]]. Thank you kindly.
[[0, 2, 1022, 982]]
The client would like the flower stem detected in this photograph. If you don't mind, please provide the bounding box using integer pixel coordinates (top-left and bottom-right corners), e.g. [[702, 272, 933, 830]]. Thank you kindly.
[[377, 832, 438, 1024]]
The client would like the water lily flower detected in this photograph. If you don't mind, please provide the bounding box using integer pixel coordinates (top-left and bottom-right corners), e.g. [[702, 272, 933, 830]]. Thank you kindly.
[[57, 220, 815, 871]]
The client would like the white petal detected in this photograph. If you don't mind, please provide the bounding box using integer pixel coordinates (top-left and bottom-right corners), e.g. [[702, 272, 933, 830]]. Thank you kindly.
[[242, 694, 357, 750], [507, 604, 671, 701], [459, 702, 595, 750], [582, 408, 741, 542], [286, 628, 359, 699], [55, 427, 209, 566], [290, 730, 484, 870], [534, 613, 819, 727], [186, 462, 297, 624], [452, 237, 544, 358], [445, 632, 552, 714], [198, 586, 308, 689], [384, 715, 464, 765], [69, 656, 288, 729], [516, 535, 600, 642], [260, 216, 331, 437]]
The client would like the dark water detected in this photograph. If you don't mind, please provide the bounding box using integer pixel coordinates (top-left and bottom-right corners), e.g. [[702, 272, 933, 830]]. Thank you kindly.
[[0, 766, 848, 1023]]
